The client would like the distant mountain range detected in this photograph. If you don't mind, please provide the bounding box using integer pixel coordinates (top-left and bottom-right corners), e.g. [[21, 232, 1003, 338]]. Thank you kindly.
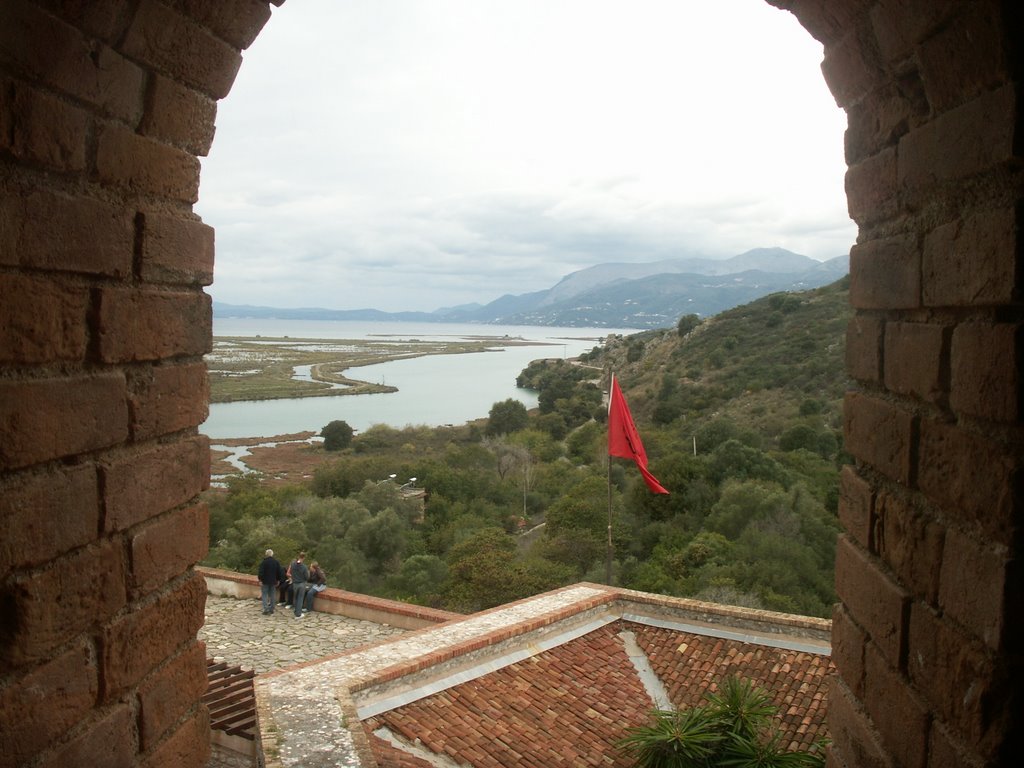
[[214, 247, 849, 329]]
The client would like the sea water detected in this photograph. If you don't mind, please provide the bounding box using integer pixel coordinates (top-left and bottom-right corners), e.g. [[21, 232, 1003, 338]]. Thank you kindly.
[[202, 320, 639, 439]]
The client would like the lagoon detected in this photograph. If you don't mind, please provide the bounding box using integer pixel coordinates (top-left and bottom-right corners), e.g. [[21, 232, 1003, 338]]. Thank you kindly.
[[202, 320, 639, 439]]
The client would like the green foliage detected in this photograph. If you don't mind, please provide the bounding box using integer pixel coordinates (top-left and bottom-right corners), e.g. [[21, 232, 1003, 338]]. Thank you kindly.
[[544, 475, 610, 539], [443, 527, 573, 611], [517, 359, 602, 426], [534, 411, 568, 439], [207, 280, 849, 618], [486, 398, 529, 436], [347, 508, 406, 575], [387, 554, 449, 604], [706, 480, 790, 540], [311, 454, 401, 498], [677, 313, 701, 337], [617, 677, 826, 768], [320, 419, 354, 451], [707, 440, 789, 487], [778, 424, 818, 452], [565, 420, 604, 464], [799, 398, 823, 416]]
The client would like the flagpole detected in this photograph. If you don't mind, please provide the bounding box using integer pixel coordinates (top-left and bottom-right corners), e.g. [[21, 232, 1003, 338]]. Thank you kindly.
[[606, 449, 613, 585], [606, 371, 614, 585]]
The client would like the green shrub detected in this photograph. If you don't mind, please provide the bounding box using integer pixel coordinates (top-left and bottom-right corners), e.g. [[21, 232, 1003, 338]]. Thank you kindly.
[[617, 676, 826, 768]]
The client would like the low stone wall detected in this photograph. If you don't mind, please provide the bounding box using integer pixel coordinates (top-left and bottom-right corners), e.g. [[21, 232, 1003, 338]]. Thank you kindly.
[[198, 566, 462, 631]]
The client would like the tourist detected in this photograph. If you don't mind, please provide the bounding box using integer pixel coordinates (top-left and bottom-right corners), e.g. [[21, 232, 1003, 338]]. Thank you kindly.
[[288, 552, 310, 618], [304, 561, 327, 612], [257, 549, 284, 615]]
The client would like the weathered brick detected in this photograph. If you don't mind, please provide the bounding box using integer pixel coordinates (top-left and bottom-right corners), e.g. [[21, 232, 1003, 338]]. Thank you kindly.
[[95, 123, 200, 203], [32, 0, 128, 42], [129, 361, 210, 441], [843, 392, 914, 485], [845, 314, 884, 383], [883, 321, 946, 403], [97, 287, 212, 363], [0, 273, 89, 364], [898, 85, 1017, 192], [8, 79, 88, 171], [838, 465, 874, 550], [849, 235, 920, 310], [917, 418, 1017, 544], [938, 527, 1007, 651], [139, 703, 210, 768], [907, 603, 1004, 754], [177, 0, 273, 50], [138, 641, 207, 750], [928, 721, 987, 768], [869, 0, 958, 64], [0, 641, 99, 768], [826, 678, 892, 768], [950, 322, 1021, 422], [0, 78, 11, 149], [0, 188, 134, 275], [102, 436, 209, 533], [131, 503, 209, 597], [923, 208, 1020, 308], [821, 22, 884, 108], [139, 210, 215, 285], [834, 535, 909, 668], [1, 539, 126, 670], [35, 704, 136, 768], [832, 604, 867, 699], [0, 373, 129, 471], [101, 572, 206, 698], [0, 0, 144, 122], [122, 0, 241, 100], [0, 463, 99, 577], [863, 643, 930, 768], [875, 490, 943, 605], [844, 147, 898, 221], [917, 2, 1008, 113], [140, 74, 217, 156]]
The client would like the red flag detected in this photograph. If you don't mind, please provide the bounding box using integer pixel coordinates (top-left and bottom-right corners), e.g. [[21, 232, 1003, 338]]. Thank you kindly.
[[608, 375, 669, 494]]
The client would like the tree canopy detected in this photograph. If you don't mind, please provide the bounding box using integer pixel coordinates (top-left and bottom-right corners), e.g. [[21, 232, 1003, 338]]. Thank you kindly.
[[320, 419, 354, 451], [205, 279, 849, 618]]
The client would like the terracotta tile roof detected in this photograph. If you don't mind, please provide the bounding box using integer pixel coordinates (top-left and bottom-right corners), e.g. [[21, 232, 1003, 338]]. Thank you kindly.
[[631, 623, 832, 750], [364, 619, 834, 767], [366, 623, 649, 767]]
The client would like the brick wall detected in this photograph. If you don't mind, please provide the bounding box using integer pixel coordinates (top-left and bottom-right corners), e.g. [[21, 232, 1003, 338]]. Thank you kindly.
[[802, 0, 1023, 764], [0, 1, 1020, 767], [0, 1, 275, 766]]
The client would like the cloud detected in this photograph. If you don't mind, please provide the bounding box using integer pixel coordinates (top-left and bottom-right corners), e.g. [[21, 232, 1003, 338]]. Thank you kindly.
[[199, 0, 857, 313]]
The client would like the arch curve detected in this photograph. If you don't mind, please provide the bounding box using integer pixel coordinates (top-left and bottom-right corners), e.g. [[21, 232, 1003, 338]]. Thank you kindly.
[[0, 1, 1020, 765]]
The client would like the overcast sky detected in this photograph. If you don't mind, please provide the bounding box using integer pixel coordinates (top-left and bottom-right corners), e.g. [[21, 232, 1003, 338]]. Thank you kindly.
[[197, 0, 855, 313]]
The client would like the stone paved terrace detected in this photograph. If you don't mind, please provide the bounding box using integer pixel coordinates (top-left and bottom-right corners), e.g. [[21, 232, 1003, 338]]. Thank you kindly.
[[198, 566, 462, 768], [200, 595, 410, 768], [200, 595, 409, 675]]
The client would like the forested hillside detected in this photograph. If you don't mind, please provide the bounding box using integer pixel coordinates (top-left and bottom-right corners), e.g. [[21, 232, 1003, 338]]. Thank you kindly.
[[204, 277, 851, 618]]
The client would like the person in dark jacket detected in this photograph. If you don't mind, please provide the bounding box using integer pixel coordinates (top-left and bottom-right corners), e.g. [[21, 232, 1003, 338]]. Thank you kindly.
[[303, 561, 327, 612], [257, 549, 285, 615], [288, 552, 310, 619]]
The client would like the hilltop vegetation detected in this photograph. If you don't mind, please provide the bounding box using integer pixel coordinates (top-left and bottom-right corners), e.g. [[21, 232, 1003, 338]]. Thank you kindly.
[[204, 278, 851, 618]]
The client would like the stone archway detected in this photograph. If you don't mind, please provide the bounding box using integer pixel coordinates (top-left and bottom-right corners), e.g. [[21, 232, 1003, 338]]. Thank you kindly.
[[0, 1, 1020, 765]]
